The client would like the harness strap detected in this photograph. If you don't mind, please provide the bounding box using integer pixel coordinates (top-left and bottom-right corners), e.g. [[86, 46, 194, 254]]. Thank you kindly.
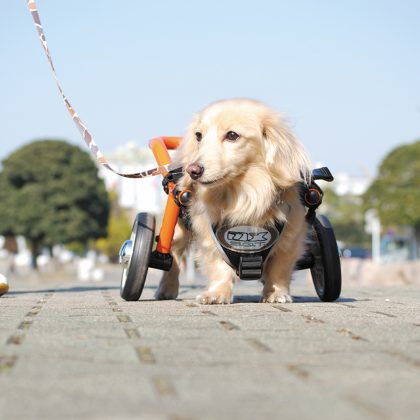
[[27, 0, 177, 179]]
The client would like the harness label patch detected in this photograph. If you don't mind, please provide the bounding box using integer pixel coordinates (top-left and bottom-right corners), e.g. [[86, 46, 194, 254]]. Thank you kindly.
[[216, 225, 280, 253]]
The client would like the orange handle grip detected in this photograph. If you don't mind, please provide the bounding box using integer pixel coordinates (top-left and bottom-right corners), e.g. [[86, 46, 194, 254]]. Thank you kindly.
[[161, 136, 183, 150], [149, 137, 181, 254], [149, 137, 172, 174]]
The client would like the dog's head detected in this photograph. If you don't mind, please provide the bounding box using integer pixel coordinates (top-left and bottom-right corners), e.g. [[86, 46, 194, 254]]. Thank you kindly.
[[178, 99, 310, 190]]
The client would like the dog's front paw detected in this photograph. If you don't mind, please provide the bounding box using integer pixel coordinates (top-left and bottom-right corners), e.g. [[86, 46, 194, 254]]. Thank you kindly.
[[196, 291, 233, 305], [261, 292, 293, 303], [155, 277, 179, 300], [155, 289, 178, 300]]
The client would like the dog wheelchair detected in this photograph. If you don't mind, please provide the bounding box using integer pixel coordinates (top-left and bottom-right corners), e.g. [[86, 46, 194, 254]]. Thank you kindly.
[[118, 137, 342, 302]]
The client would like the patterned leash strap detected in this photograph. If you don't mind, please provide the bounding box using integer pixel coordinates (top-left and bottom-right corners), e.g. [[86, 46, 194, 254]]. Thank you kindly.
[[27, 0, 177, 179]]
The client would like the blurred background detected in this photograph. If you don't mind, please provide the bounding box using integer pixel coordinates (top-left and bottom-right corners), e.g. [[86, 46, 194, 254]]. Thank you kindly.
[[1, 0, 419, 286]]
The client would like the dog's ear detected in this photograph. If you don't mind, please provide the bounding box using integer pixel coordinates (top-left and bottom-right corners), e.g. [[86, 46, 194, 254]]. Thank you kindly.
[[262, 112, 311, 188]]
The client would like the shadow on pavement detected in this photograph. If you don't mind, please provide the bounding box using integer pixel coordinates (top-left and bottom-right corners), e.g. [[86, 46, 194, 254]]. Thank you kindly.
[[232, 295, 357, 303], [7, 284, 357, 304], [8, 286, 120, 295]]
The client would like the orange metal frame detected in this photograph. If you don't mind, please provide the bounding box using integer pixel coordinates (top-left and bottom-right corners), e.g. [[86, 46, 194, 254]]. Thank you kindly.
[[149, 136, 183, 255]]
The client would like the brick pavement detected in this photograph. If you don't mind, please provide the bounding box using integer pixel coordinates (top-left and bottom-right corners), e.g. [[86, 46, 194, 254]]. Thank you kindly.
[[0, 267, 419, 420]]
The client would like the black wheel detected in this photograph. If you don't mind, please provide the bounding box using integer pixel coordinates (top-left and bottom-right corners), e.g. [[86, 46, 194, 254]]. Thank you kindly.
[[119, 212, 155, 301], [309, 215, 341, 302]]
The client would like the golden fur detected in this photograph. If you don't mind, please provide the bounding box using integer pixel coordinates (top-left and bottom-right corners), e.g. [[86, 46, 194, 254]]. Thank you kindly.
[[155, 99, 311, 304]]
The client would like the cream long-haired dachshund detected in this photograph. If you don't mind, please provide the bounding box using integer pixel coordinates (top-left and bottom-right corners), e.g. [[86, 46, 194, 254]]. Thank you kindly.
[[155, 99, 311, 304]]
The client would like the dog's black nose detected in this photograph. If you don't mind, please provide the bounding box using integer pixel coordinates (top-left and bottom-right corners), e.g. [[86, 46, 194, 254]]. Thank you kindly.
[[186, 163, 204, 180]]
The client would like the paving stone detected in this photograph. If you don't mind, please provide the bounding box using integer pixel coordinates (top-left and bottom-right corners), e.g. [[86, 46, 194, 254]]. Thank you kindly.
[[0, 271, 419, 420]]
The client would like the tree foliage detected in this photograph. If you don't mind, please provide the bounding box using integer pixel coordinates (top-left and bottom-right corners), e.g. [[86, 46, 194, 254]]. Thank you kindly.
[[364, 140, 420, 229], [95, 191, 132, 262], [0, 139, 110, 267], [322, 187, 369, 246]]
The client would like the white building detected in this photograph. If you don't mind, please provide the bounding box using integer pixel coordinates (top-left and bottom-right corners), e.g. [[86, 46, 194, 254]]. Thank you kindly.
[[313, 162, 372, 196], [99, 142, 169, 214], [332, 172, 372, 196]]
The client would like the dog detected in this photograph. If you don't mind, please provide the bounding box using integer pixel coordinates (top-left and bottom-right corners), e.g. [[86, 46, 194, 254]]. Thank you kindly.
[[155, 98, 311, 304]]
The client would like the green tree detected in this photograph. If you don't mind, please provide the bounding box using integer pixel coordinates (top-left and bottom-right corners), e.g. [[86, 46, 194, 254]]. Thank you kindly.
[[95, 191, 132, 262], [322, 187, 369, 247], [364, 140, 420, 236], [0, 139, 110, 268]]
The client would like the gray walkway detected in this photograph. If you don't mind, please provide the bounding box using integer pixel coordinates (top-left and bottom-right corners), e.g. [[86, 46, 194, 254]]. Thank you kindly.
[[1, 268, 419, 420]]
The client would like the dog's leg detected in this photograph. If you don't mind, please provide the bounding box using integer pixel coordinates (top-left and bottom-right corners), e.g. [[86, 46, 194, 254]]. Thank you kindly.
[[197, 256, 235, 304], [261, 247, 296, 303], [155, 223, 189, 300], [261, 208, 307, 304]]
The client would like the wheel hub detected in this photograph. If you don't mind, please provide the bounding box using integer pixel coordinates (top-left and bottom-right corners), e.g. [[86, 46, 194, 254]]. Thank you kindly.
[[119, 240, 133, 267]]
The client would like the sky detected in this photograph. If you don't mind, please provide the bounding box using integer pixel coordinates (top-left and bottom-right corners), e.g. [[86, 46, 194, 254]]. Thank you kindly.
[[1, 0, 419, 177]]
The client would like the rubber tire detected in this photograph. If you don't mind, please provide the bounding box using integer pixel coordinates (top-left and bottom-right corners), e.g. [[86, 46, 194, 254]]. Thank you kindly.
[[310, 215, 342, 302], [120, 212, 155, 301]]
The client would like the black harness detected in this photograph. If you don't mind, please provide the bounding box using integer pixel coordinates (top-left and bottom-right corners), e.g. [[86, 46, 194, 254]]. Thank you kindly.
[[210, 221, 285, 280]]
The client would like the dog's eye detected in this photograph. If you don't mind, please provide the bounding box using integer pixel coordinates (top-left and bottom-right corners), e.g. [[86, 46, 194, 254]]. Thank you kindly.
[[195, 132, 202, 142], [225, 131, 240, 142]]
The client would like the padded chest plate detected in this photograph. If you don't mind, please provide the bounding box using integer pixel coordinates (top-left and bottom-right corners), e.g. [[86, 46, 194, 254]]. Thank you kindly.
[[215, 225, 280, 253], [211, 222, 285, 280]]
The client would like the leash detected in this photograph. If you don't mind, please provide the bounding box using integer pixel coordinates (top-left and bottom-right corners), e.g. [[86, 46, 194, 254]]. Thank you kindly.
[[26, 0, 178, 179]]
